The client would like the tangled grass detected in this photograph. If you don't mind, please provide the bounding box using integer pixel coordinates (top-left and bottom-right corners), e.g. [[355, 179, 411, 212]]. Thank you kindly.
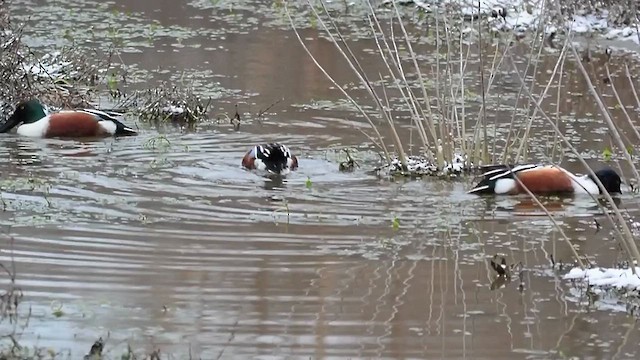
[[0, 1, 105, 114], [108, 84, 212, 128]]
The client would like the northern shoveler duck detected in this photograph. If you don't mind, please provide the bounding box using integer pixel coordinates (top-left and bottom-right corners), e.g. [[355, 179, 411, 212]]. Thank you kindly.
[[0, 99, 137, 138], [468, 164, 622, 195], [242, 143, 298, 175]]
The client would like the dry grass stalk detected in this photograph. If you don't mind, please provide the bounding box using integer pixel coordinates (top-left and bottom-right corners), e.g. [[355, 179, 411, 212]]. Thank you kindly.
[[288, 0, 538, 176]]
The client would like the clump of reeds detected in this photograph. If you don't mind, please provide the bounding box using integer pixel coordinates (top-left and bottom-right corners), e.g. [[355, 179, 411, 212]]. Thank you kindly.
[[285, 0, 522, 177], [109, 84, 212, 128], [286, 0, 636, 180], [0, 1, 106, 112]]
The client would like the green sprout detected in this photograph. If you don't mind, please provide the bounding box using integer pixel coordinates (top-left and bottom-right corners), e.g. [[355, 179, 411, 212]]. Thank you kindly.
[[51, 301, 64, 318], [144, 135, 172, 151], [391, 216, 400, 231]]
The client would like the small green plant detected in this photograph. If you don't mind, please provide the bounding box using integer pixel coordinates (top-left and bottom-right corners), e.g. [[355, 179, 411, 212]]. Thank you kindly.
[[149, 158, 172, 169], [107, 72, 118, 92], [144, 135, 172, 151], [305, 177, 312, 189], [272, 0, 285, 10], [309, 13, 317, 28], [146, 23, 158, 44], [603, 147, 613, 161], [63, 28, 74, 43], [51, 300, 64, 317], [391, 216, 400, 230], [106, 23, 123, 47]]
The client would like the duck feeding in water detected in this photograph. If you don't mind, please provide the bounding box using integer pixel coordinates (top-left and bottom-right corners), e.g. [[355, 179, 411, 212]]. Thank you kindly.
[[242, 143, 298, 175], [468, 164, 622, 196], [0, 99, 137, 138]]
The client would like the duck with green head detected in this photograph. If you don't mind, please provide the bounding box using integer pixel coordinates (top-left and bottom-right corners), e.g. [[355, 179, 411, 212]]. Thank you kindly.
[[468, 164, 622, 195], [0, 99, 137, 138]]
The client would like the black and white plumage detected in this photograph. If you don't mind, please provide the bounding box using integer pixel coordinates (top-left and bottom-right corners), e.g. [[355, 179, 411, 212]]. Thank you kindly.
[[242, 143, 298, 175]]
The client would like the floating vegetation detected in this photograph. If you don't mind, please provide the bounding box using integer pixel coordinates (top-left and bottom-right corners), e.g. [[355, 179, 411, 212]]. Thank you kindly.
[[143, 135, 172, 151], [376, 153, 474, 178], [50, 300, 64, 318], [111, 85, 212, 127], [0, 176, 53, 210], [391, 215, 400, 230], [338, 148, 360, 172]]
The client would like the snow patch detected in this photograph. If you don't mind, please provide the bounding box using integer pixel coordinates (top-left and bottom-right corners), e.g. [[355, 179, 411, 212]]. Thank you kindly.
[[382, 153, 472, 177], [389, 0, 639, 45], [162, 105, 185, 115], [564, 267, 640, 290], [21, 51, 74, 77]]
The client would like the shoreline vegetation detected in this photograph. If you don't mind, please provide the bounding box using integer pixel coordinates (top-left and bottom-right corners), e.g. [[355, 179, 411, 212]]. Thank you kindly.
[[0, 0, 211, 130], [1, 0, 640, 358], [389, 0, 639, 46]]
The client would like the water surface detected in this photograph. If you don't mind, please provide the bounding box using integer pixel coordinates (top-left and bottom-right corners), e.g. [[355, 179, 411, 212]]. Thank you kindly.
[[1, 0, 640, 359]]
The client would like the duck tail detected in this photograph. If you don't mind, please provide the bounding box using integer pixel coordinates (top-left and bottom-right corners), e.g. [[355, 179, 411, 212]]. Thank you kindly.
[[467, 180, 492, 194], [113, 119, 138, 136], [81, 109, 137, 136]]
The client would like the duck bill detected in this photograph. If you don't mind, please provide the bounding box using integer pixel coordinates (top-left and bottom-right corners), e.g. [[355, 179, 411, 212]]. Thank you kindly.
[[0, 114, 20, 133]]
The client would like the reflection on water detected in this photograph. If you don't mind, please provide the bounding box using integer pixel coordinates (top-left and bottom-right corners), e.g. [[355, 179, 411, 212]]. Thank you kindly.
[[2, 0, 640, 359]]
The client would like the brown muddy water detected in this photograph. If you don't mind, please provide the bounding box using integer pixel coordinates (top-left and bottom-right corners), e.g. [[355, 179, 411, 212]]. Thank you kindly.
[[2, 0, 640, 359]]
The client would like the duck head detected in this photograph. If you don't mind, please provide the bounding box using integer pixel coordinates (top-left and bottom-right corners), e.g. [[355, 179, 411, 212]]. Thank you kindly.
[[0, 99, 47, 133], [590, 168, 622, 194]]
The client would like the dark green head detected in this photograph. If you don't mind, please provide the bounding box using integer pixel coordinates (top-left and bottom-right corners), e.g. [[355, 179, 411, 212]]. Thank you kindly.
[[588, 168, 622, 194], [0, 99, 47, 133]]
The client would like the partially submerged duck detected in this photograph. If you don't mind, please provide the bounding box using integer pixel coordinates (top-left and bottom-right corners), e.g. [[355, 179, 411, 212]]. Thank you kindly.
[[242, 143, 298, 175], [0, 99, 137, 138], [468, 164, 622, 195]]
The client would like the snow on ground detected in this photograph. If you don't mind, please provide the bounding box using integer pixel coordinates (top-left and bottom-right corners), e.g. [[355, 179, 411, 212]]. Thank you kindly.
[[21, 51, 73, 77], [391, 0, 639, 45], [564, 267, 640, 290], [565, 286, 632, 313], [382, 153, 470, 177]]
